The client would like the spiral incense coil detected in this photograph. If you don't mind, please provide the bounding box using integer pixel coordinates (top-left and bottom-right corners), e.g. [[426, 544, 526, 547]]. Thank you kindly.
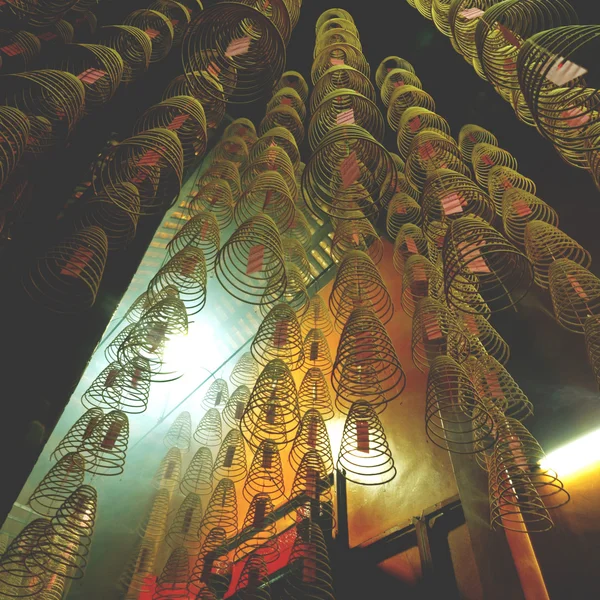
[[443, 216, 534, 313], [447, 0, 498, 65], [502, 189, 559, 247], [138, 489, 171, 545], [189, 526, 231, 597], [119, 540, 159, 598], [301, 329, 333, 375], [263, 262, 309, 317], [298, 368, 334, 421], [282, 237, 312, 284], [524, 221, 591, 290], [386, 193, 422, 239], [316, 8, 354, 32], [285, 211, 311, 251], [199, 478, 239, 540], [193, 409, 222, 447], [93, 128, 184, 217], [311, 43, 369, 85], [202, 158, 242, 199], [308, 88, 384, 151], [375, 56, 416, 89], [302, 124, 397, 220], [421, 168, 495, 245], [223, 117, 258, 148], [289, 409, 334, 474], [301, 295, 334, 337], [260, 105, 304, 147], [181, 446, 213, 497], [0, 106, 29, 191], [234, 495, 279, 566], [241, 358, 301, 449], [242, 145, 297, 201], [395, 171, 420, 201], [39, 20, 75, 46], [51, 408, 103, 461], [167, 211, 220, 272], [134, 96, 207, 168], [235, 554, 271, 600], [243, 440, 286, 503], [414, 0, 433, 21], [199, 379, 228, 413], [380, 69, 423, 108], [166, 493, 203, 550], [149, 0, 192, 46], [471, 143, 517, 190], [396, 107, 451, 161], [329, 250, 393, 330], [458, 124, 498, 164], [268, 87, 307, 121], [314, 28, 362, 59], [212, 135, 249, 168], [0, 0, 79, 27], [190, 181, 234, 229], [153, 547, 189, 599], [316, 15, 359, 39], [248, 126, 301, 172], [230, 353, 260, 388], [548, 259, 600, 333], [164, 411, 192, 452], [401, 255, 443, 318], [425, 356, 496, 454], [176, 0, 204, 17], [584, 315, 600, 391], [454, 308, 508, 360], [153, 448, 182, 491], [34, 563, 67, 600], [123, 9, 173, 63], [275, 71, 309, 103], [0, 29, 40, 74], [387, 86, 436, 132], [487, 165, 537, 213], [30, 485, 97, 580], [28, 453, 85, 517], [97, 25, 152, 85], [183, 3, 285, 105], [212, 429, 248, 482], [66, 9, 98, 37], [235, 171, 295, 234], [392, 223, 429, 274], [219, 387, 248, 432]]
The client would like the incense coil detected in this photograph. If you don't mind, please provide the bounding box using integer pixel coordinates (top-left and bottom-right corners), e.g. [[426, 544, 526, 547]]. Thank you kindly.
[[308, 88, 384, 150], [240, 358, 301, 449], [30, 485, 97, 580], [149, 0, 191, 45], [134, 96, 207, 168], [199, 158, 241, 201], [0, 518, 50, 597], [34, 564, 67, 600], [201, 379, 229, 412], [331, 216, 384, 264], [549, 258, 600, 333], [264, 262, 309, 317], [447, 0, 498, 65], [147, 246, 207, 314], [487, 165, 537, 214], [193, 409, 222, 447], [167, 211, 220, 272], [380, 69, 423, 108], [166, 493, 203, 550], [260, 105, 304, 147], [411, 297, 470, 372], [401, 255, 443, 317], [0, 0, 78, 27], [275, 71, 308, 103], [234, 495, 280, 563], [431, 0, 453, 36], [421, 168, 495, 244], [329, 250, 393, 330], [190, 181, 234, 229], [199, 478, 238, 540], [414, 0, 433, 21], [119, 540, 158, 599], [298, 368, 334, 421], [181, 446, 214, 496], [235, 553, 271, 599], [124, 9, 174, 63], [395, 171, 420, 202], [585, 316, 600, 389], [375, 55, 416, 89], [392, 223, 429, 273], [235, 171, 295, 234], [242, 144, 297, 201], [314, 28, 362, 59], [301, 329, 333, 375], [212, 429, 248, 482], [212, 135, 249, 167], [311, 43, 369, 85], [524, 221, 591, 289], [243, 440, 286, 504], [286, 211, 312, 251], [396, 107, 451, 160], [153, 448, 182, 491], [472, 143, 517, 190], [78, 410, 129, 476], [458, 124, 498, 164], [443, 216, 534, 313], [139, 489, 170, 543], [153, 547, 189, 599], [309, 65, 376, 114], [387, 85, 436, 131], [165, 412, 192, 452], [282, 237, 312, 284], [215, 214, 287, 307], [230, 353, 260, 388], [182, 3, 285, 104], [223, 117, 258, 148], [301, 295, 334, 337], [51, 408, 103, 461], [0, 106, 29, 190], [28, 453, 86, 517], [222, 385, 251, 430], [386, 193, 422, 239], [302, 124, 397, 221], [337, 401, 396, 485], [97, 25, 152, 84], [454, 311, 510, 363], [176, 0, 204, 16], [39, 20, 75, 46], [390, 153, 406, 174], [502, 189, 559, 247], [93, 128, 183, 216], [248, 127, 301, 171], [0, 29, 40, 74], [316, 9, 357, 33], [189, 526, 231, 597], [268, 87, 307, 121], [289, 409, 334, 474], [66, 10, 97, 37]]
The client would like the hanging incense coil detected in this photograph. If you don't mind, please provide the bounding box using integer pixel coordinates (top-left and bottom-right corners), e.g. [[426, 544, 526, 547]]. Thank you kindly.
[[275, 71, 308, 103], [241, 358, 301, 449], [224, 117, 258, 149], [242, 144, 297, 201], [302, 124, 397, 220], [396, 107, 451, 161], [215, 214, 287, 307], [285, 211, 312, 251], [175, 0, 204, 17], [183, 3, 285, 104], [193, 409, 222, 447], [134, 96, 207, 168], [38, 20, 75, 46], [311, 43, 369, 84], [411, 297, 470, 372], [390, 153, 406, 174], [139, 489, 170, 543], [386, 193, 422, 240], [212, 429, 248, 482], [282, 237, 311, 284], [524, 221, 591, 289], [381, 69, 423, 108], [243, 440, 286, 504], [0, 0, 79, 27], [392, 223, 429, 273], [78, 410, 128, 476], [33, 563, 67, 599], [97, 25, 152, 85], [164, 411, 192, 452], [181, 446, 214, 497], [235, 553, 271, 599], [264, 263, 309, 317], [149, 0, 191, 46], [190, 181, 234, 229], [124, 9, 173, 63], [0, 29, 40, 74], [549, 258, 600, 333], [222, 385, 251, 430], [199, 159, 241, 202], [28, 453, 85, 517], [458, 124, 498, 164], [153, 547, 189, 599], [153, 448, 182, 491], [30, 485, 97, 580], [212, 135, 249, 167], [93, 128, 183, 216], [51, 408, 103, 461], [230, 353, 260, 388], [188, 526, 231, 597], [336, 400, 395, 485], [454, 310, 510, 363], [309, 65, 376, 114], [260, 105, 304, 147], [302, 329, 333, 375], [248, 127, 301, 172], [199, 478, 238, 540], [298, 368, 334, 421], [395, 171, 420, 202], [472, 143, 517, 190], [487, 165, 536, 213], [167, 212, 219, 271], [289, 409, 334, 474], [66, 10, 97, 37], [0, 106, 29, 191], [387, 85, 436, 131], [375, 55, 416, 89], [314, 27, 361, 58], [443, 216, 534, 313], [585, 315, 600, 389], [329, 250, 393, 330], [316, 7, 356, 31], [401, 255, 443, 317], [267, 87, 306, 121], [447, 0, 498, 65], [425, 356, 496, 454], [301, 295, 334, 337], [119, 539, 159, 598], [166, 493, 203, 550], [201, 379, 229, 412]]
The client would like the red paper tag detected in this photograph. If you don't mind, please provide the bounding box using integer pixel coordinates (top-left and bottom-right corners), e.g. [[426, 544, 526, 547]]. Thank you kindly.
[[567, 274, 589, 299], [60, 247, 93, 277], [101, 421, 122, 450], [503, 57, 517, 71], [409, 116, 422, 132], [181, 507, 194, 534], [261, 446, 274, 469], [485, 371, 503, 398], [336, 108, 355, 125], [440, 191, 465, 215], [253, 496, 268, 526], [223, 445, 236, 468], [246, 245, 265, 275], [424, 318, 443, 341], [137, 148, 162, 167], [145, 28, 160, 39], [167, 114, 190, 131], [561, 107, 590, 127], [303, 545, 318, 583], [266, 401, 277, 425], [104, 369, 119, 387], [306, 467, 318, 499], [77, 68, 106, 84], [83, 416, 101, 440], [309, 341, 320, 362], [405, 236, 418, 254], [281, 96, 292, 106], [418, 141, 437, 161], [200, 220, 210, 240], [272, 320, 289, 347], [412, 262, 427, 282], [502, 177, 513, 190], [394, 80, 405, 88], [330, 57, 345, 66], [463, 313, 479, 335], [225, 36, 251, 58], [307, 420, 318, 448], [132, 368, 142, 388], [207, 62, 221, 78], [340, 151, 360, 189], [0, 43, 24, 56], [458, 240, 491, 274], [180, 254, 198, 276], [497, 24, 521, 48], [356, 420, 370, 453], [235, 401, 245, 420], [460, 7, 484, 19], [164, 461, 176, 479], [396, 204, 408, 214], [263, 189, 274, 208], [480, 154, 495, 166], [512, 199, 532, 216]]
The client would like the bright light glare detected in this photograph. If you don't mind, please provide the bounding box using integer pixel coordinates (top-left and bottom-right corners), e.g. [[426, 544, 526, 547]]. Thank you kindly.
[[162, 321, 216, 374], [540, 428, 600, 478]]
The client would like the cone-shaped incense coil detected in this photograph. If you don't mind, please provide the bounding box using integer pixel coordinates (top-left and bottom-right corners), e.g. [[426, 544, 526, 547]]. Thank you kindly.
[[167, 212, 220, 271], [285, 212, 312, 251], [222, 385, 251, 430], [458, 124, 498, 164], [51, 409, 104, 461], [234, 494, 280, 564], [242, 144, 297, 201], [375, 55, 415, 89], [235, 553, 272, 599], [153, 448, 182, 491], [454, 313, 510, 366], [188, 526, 231, 597], [263, 263, 309, 318], [290, 409, 334, 474], [302, 329, 333, 375], [401, 255, 443, 318], [298, 368, 334, 421], [330, 217, 383, 265], [487, 165, 536, 214], [311, 42, 369, 84], [309, 65, 375, 115], [193, 409, 222, 447], [396, 107, 451, 160], [201, 379, 229, 412], [79, 410, 129, 476], [213, 429, 248, 482], [164, 411, 192, 452], [180, 446, 213, 496], [97, 25, 152, 84], [190, 180, 234, 229], [381, 69, 423, 108], [124, 286, 179, 325], [301, 295, 333, 337], [224, 117, 258, 148], [248, 127, 300, 173], [472, 143, 517, 190], [260, 105, 304, 147], [165, 493, 203, 551], [0, 106, 30, 190], [0, 29, 40, 73], [153, 547, 189, 599], [123, 9, 173, 62], [212, 135, 248, 169], [139, 489, 171, 542], [386, 193, 422, 239], [275, 71, 309, 103], [268, 87, 306, 120], [392, 223, 429, 274], [387, 85, 435, 131], [230, 353, 260, 388], [149, 0, 191, 45], [199, 478, 238, 540], [118, 539, 158, 598], [243, 440, 286, 504], [282, 237, 312, 284]]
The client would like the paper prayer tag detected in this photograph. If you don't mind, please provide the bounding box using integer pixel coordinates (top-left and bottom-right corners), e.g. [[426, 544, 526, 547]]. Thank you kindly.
[[225, 36, 251, 58], [545, 56, 587, 86]]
